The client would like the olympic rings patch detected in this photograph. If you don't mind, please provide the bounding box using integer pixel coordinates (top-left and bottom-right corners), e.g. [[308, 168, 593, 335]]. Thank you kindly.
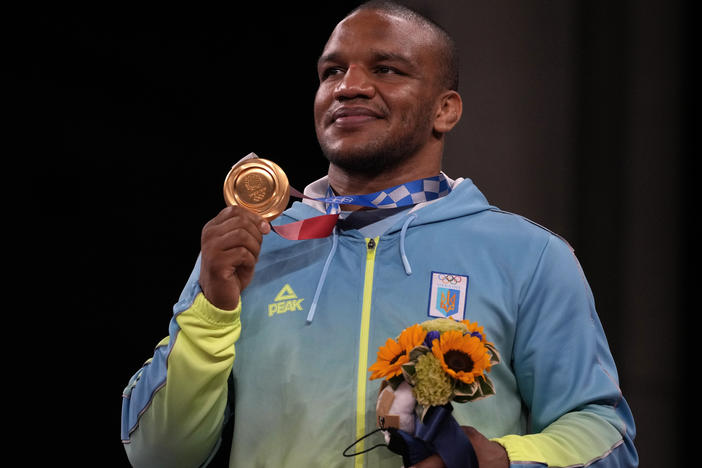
[[428, 271, 469, 320], [438, 274, 462, 284]]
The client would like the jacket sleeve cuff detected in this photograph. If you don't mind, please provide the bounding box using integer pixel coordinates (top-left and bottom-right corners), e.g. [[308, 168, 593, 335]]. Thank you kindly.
[[491, 435, 547, 466], [191, 292, 242, 325]]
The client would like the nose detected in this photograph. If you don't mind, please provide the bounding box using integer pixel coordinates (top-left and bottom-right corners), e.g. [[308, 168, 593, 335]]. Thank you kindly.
[[333, 65, 375, 100]]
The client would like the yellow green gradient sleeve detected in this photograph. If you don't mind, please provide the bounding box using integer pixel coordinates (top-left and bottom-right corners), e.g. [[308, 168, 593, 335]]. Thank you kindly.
[[492, 404, 629, 466], [484, 234, 636, 467], [121, 291, 241, 468]]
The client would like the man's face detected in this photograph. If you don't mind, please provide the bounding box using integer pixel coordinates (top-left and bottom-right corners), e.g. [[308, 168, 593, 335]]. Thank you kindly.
[[314, 10, 444, 174]]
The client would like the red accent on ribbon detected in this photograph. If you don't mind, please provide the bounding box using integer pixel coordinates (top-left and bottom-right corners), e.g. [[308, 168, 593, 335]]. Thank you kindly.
[[272, 213, 340, 240]]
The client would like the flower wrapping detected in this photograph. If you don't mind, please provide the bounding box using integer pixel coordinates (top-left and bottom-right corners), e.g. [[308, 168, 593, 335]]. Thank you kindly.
[[369, 317, 501, 424]]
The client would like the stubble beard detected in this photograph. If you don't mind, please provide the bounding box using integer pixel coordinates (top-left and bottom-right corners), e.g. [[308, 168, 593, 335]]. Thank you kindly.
[[319, 110, 435, 176], [322, 138, 411, 175]]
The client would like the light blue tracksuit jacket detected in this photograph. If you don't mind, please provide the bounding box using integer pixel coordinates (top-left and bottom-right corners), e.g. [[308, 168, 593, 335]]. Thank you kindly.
[[121, 175, 638, 467]]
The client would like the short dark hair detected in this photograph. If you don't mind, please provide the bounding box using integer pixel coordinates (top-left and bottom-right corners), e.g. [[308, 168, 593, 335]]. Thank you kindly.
[[348, 0, 459, 91]]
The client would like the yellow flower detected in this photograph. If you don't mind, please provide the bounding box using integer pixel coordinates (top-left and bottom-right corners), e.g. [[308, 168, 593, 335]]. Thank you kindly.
[[369, 324, 426, 380], [460, 320, 487, 343], [431, 330, 492, 384]]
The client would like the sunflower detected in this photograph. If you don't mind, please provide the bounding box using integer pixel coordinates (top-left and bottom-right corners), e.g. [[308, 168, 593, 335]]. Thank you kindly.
[[460, 320, 487, 343], [369, 324, 426, 380], [431, 330, 492, 384]]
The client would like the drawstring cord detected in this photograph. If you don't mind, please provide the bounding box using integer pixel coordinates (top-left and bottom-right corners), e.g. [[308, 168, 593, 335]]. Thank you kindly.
[[307, 213, 415, 324], [306, 227, 339, 324], [400, 214, 417, 275]]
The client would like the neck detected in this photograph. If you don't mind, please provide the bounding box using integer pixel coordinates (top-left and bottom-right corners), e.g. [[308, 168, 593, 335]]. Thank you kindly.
[[329, 152, 442, 192], [327, 155, 442, 211]]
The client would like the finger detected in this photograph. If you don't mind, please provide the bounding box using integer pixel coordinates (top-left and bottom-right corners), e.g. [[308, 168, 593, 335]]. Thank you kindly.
[[409, 454, 445, 468], [208, 205, 268, 233], [206, 215, 264, 246], [460, 426, 483, 442], [215, 227, 264, 259], [210, 245, 258, 271], [202, 214, 267, 252]]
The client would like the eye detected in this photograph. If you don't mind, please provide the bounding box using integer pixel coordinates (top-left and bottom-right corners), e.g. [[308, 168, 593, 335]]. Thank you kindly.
[[375, 65, 399, 75], [321, 66, 344, 80]]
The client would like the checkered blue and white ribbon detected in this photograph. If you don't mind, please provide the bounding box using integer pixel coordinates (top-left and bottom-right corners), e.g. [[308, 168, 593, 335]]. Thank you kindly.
[[277, 174, 451, 240], [321, 174, 451, 214]]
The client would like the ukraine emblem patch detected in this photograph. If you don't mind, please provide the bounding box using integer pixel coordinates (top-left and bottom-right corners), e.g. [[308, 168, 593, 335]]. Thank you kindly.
[[427, 271, 469, 320]]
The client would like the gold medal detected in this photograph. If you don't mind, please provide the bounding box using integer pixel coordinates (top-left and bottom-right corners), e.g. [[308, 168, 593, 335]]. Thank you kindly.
[[223, 156, 290, 221]]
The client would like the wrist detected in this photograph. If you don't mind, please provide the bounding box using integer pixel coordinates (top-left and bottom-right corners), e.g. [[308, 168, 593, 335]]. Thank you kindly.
[[195, 292, 242, 324]]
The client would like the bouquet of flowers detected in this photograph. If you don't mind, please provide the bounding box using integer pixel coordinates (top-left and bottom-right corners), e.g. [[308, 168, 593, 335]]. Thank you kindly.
[[369, 317, 501, 430], [342, 317, 500, 467]]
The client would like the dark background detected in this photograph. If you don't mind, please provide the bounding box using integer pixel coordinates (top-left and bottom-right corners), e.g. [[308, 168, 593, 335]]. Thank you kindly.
[[24, 0, 693, 466]]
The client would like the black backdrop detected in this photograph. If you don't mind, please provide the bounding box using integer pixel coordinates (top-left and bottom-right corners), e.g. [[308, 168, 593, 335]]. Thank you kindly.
[[31, 4, 360, 466], [23, 1, 693, 466]]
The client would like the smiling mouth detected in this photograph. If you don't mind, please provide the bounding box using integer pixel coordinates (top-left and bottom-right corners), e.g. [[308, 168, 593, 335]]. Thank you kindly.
[[331, 107, 383, 127], [334, 114, 378, 126]]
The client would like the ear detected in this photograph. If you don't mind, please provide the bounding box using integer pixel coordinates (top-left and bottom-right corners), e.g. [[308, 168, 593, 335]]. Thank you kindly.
[[433, 90, 463, 134]]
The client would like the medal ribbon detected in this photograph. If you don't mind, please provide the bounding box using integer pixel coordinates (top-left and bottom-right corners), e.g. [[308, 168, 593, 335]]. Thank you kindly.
[[272, 175, 450, 240]]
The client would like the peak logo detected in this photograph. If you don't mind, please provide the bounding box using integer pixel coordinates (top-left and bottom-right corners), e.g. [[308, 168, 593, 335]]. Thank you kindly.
[[268, 284, 305, 317]]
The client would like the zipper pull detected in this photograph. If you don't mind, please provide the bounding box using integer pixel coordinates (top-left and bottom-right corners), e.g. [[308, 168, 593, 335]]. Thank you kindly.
[[367, 238, 376, 250]]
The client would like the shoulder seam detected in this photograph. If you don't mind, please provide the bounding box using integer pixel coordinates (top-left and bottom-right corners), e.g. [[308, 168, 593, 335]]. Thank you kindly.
[[488, 208, 574, 252]]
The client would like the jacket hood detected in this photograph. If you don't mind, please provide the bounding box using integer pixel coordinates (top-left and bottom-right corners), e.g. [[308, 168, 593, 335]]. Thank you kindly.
[[275, 173, 495, 233], [271, 173, 496, 324]]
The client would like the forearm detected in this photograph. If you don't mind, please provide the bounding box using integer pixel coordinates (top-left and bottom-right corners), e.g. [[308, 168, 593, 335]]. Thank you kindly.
[[121, 293, 241, 468], [501, 236, 638, 467], [492, 403, 637, 467]]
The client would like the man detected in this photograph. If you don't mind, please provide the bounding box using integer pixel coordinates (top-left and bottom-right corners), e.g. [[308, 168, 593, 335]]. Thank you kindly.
[[121, 2, 638, 467]]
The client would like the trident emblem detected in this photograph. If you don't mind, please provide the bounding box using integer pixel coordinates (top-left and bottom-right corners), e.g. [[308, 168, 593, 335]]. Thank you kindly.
[[440, 290, 456, 315]]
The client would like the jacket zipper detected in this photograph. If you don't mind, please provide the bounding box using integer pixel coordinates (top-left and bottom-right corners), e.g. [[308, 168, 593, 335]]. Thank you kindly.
[[355, 237, 379, 468]]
